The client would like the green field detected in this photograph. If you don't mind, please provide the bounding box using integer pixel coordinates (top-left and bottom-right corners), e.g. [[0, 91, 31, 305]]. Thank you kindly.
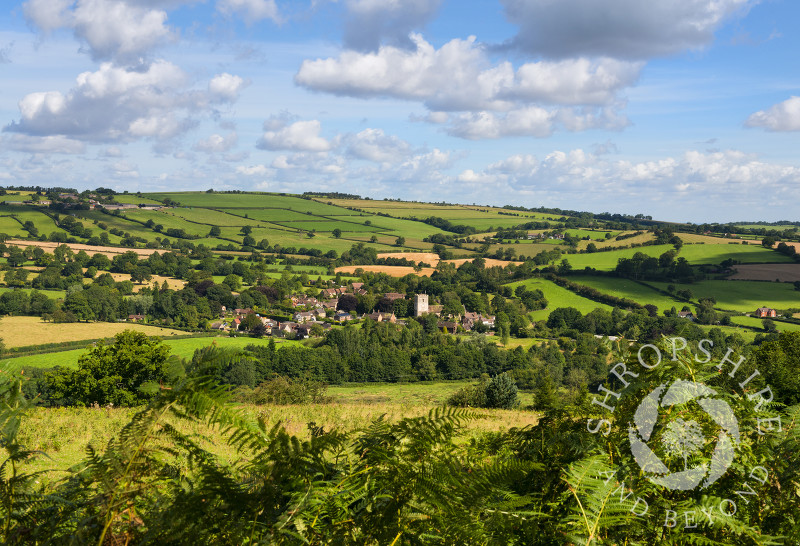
[[562, 243, 792, 271], [505, 277, 614, 321], [569, 276, 684, 313], [644, 279, 800, 313], [0, 215, 26, 236], [1, 336, 303, 371], [0, 287, 65, 299], [730, 315, 800, 332]]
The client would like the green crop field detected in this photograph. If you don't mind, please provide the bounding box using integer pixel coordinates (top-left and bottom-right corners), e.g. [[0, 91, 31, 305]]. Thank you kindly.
[[1, 336, 304, 372], [0, 215, 25, 236], [677, 243, 792, 264], [0, 287, 65, 299], [505, 277, 614, 321], [735, 224, 800, 231], [644, 279, 800, 313], [569, 276, 685, 313], [561, 243, 792, 271], [730, 315, 800, 332]]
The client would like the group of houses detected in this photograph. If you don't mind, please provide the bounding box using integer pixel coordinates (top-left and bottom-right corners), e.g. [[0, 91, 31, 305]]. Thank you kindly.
[[191, 283, 498, 338]]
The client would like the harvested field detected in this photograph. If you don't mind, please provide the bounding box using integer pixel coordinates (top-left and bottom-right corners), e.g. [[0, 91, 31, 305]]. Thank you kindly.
[[729, 264, 800, 282], [0, 316, 185, 349], [335, 265, 435, 277], [4, 240, 163, 258], [445, 258, 522, 268], [91, 271, 186, 291], [376, 252, 441, 265]]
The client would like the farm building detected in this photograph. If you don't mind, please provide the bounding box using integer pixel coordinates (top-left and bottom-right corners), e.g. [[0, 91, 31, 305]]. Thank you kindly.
[[754, 307, 777, 318]]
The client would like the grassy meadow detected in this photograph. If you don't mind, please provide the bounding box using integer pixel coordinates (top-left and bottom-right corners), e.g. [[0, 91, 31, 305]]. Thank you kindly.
[[18, 381, 540, 481], [505, 277, 614, 321], [644, 279, 800, 313], [1, 335, 304, 371]]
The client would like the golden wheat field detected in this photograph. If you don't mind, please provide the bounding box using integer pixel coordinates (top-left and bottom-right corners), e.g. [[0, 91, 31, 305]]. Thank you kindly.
[[4, 239, 163, 258], [335, 265, 437, 277], [0, 316, 185, 348], [376, 252, 442, 265]]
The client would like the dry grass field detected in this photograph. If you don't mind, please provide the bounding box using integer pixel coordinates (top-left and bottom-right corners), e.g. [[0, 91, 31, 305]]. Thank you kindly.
[[729, 264, 800, 282], [0, 316, 185, 348], [4, 239, 163, 258], [335, 265, 436, 277], [377, 252, 441, 265], [18, 384, 539, 480], [97, 271, 186, 291], [446, 258, 522, 268]]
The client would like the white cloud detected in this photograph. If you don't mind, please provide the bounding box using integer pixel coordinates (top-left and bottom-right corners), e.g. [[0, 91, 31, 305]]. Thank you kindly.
[[209, 73, 247, 101], [236, 164, 271, 176], [5, 61, 238, 143], [296, 34, 642, 138], [505, 58, 642, 105], [345, 128, 412, 162], [745, 96, 800, 131], [443, 105, 628, 140], [502, 0, 754, 59], [257, 119, 332, 152], [216, 0, 279, 22], [193, 132, 238, 153], [459, 148, 800, 200], [24, 0, 174, 64], [343, 0, 443, 51], [2, 134, 86, 154]]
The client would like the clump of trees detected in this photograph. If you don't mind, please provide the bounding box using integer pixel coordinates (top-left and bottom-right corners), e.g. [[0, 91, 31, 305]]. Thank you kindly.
[[447, 373, 519, 409]]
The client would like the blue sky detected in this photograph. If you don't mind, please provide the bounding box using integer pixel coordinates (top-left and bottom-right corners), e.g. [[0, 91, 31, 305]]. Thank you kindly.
[[1, 0, 799, 223]]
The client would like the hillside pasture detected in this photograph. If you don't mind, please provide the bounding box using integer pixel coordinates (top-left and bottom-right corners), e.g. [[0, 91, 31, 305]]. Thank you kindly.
[[0, 215, 26, 237], [645, 280, 800, 313], [569, 276, 685, 313], [505, 277, 614, 321], [729, 315, 800, 332], [562, 243, 793, 271]]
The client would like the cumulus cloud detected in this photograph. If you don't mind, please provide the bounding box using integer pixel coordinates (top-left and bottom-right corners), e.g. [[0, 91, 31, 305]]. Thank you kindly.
[[443, 105, 629, 140], [502, 0, 753, 59], [257, 119, 333, 152], [217, 0, 280, 23], [296, 34, 641, 137], [745, 96, 800, 131], [193, 132, 238, 153], [343, 0, 443, 51], [344, 128, 412, 162], [209, 73, 247, 101], [458, 149, 800, 201], [4, 61, 243, 143], [24, 0, 174, 64]]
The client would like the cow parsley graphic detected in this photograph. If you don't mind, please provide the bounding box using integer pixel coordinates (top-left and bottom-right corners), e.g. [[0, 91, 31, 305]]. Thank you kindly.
[[661, 418, 705, 472]]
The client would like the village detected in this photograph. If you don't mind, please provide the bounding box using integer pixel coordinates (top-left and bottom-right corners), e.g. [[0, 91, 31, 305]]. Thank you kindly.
[[201, 282, 497, 339]]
